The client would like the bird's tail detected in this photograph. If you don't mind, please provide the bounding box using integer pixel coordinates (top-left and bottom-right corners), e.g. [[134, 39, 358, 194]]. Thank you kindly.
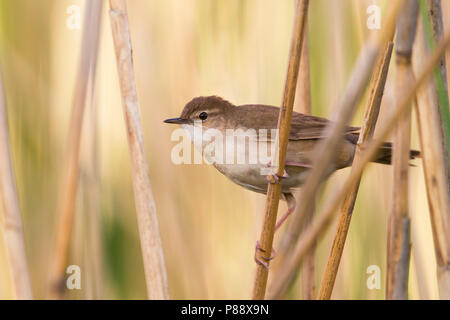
[[346, 133, 420, 165], [372, 142, 421, 165]]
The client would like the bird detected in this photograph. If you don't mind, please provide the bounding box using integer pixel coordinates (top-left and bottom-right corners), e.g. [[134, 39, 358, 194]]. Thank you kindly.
[[164, 95, 420, 267]]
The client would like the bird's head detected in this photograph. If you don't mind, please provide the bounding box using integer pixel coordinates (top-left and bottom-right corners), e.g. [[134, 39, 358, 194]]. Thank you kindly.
[[164, 96, 234, 128]]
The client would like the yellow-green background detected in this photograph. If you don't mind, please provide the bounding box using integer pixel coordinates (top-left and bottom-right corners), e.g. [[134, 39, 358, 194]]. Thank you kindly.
[[0, 0, 446, 299]]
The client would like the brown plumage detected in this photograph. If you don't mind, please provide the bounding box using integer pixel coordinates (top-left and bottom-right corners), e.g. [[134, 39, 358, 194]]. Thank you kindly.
[[165, 95, 420, 194]]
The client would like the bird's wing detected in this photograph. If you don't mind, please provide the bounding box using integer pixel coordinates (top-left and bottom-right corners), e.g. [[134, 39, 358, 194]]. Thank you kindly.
[[234, 104, 360, 141], [288, 112, 360, 140]]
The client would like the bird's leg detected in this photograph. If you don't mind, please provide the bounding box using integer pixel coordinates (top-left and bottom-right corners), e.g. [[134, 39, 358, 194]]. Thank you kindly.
[[254, 193, 295, 268], [274, 193, 296, 232], [268, 161, 306, 229], [256, 161, 303, 268]]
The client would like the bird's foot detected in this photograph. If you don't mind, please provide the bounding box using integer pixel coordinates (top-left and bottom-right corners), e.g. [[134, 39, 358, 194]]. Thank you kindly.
[[266, 170, 289, 184], [265, 161, 289, 184], [254, 240, 277, 269]]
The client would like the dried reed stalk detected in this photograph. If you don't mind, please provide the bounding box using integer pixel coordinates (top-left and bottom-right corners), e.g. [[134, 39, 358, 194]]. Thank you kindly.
[[252, 0, 309, 300], [414, 15, 450, 300], [270, 0, 405, 296], [268, 30, 450, 300], [50, 0, 102, 299], [386, 0, 418, 300], [317, 41, 394, 300], [0, 69, 33, 300], [296, 33, 316, 300], [442, 0, 450, 102], [82, 50, 103, 299], [109, 0, 169, 299], [295, 33, 311, 115], [424, 0, 450, 190], [426, 0, 448, 89]]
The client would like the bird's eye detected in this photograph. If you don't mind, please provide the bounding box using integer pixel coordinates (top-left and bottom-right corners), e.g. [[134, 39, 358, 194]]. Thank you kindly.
[[199, 112, 208, 121]]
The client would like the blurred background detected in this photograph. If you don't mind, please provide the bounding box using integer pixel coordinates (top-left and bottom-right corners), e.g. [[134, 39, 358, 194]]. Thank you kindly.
[[0, 0, 447, 299]]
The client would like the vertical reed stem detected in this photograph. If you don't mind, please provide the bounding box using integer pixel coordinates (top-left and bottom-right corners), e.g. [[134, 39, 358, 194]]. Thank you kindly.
[[270, 1, 404, 298], [318, 41, 393, 300], [268, 32, 450, 299], [83, 49, 103, 300], [252, 0, 309, 300], [0, 68, 33, 300], [296, 33, 316, 300], [109, 0, 169, 299], [426, 0, 448, 89], [414, 10, 450, 299], [386, 0, 418, 300], [50, 0, 102, 299], [295, 33, 311, 115]]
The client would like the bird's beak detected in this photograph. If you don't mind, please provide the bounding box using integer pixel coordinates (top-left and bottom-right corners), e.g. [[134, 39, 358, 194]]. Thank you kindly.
[[163, 117, 192, 125]]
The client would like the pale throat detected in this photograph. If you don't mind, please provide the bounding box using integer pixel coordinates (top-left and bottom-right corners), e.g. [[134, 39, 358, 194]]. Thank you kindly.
[[181, 122, 276, 167]]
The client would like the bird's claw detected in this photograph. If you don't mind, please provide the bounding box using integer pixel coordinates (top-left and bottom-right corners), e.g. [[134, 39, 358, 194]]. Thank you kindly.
[[265, 161, 288, 184], [254, 240, 277, 269], [266, 170, 289, 184]]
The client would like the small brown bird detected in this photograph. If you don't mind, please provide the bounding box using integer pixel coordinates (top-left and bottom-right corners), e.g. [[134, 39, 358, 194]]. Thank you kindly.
[[164, 96, 419, 266]]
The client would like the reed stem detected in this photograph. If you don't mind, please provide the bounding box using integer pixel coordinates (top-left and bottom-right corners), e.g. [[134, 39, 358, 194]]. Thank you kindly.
[[252, 0, 309, 300], [426, 0, 448, 89], [386, 0, 418, 300], [82, 47, 103, 300], [317, 41, 394, 300], [268, 30, 450, 300], [109, 0, 169, 299], [296, 33, 316, 300], [270, 1, 404, 298], [50, 0, 102, 299], [414, 9, 450, 300], [0, 66, 33, 300]]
